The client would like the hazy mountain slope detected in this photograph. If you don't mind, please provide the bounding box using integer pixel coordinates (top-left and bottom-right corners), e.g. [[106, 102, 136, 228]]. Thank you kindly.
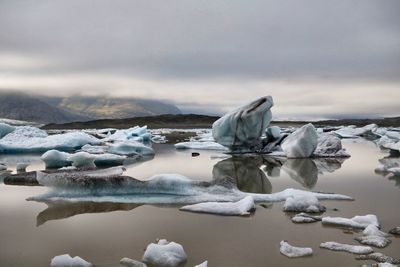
[[0, 92, 89, 123], [47, 96, 181, 119]]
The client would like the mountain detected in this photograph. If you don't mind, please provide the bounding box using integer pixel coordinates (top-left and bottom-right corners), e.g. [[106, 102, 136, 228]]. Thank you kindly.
[[0, 92, 89, 124], [0, 92, 181, 123], [44, 95, 181, 119]]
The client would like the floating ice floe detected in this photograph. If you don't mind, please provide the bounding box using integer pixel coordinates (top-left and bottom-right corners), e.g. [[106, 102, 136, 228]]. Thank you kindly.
[[142, 239, 187, 267], [68, 152, 96, 168], [291, 213, 322, 223], [322, 214, 379, 229], [357, 252, 400, 264], [103, 126, 150, 143], [93, 153, 127, 167], [194, 261, 208, 267], [279, 241, 313, 258], [283, 194, 326, 213], [281, 124, 318, 158], [0, 122, 15, 138], [80, 144, 107, 154], [107, 141, 154, 156], [120, 257, 147, 267], [355, 225, 391, 248], [50, 254, 92, 267], [320, 241, 373, 254], [175, 141, 229, 151], [334, 124, 378, 138], [0, 126, 100, 153], [313, 133, 350, 157], [180, 196, 255, 216], [212, 96, 273, 150], [375, 157, 400, 174], [29, 171, 352, 206]]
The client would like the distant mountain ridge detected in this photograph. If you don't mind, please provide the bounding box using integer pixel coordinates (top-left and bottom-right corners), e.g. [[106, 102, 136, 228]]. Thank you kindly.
[[0, 92, 181, 123]]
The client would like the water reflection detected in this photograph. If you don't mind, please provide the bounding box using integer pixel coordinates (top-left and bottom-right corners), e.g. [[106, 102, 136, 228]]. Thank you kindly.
[[212, 156, 272, 194], [35, 201, 141, 226], [375, 156, 400, 187]]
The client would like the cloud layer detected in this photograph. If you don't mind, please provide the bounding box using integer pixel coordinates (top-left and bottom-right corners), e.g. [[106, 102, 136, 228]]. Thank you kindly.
[[0, 0, 399, 118]]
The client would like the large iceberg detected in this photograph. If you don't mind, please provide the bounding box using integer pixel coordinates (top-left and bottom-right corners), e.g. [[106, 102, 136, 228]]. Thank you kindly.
[[142, 239, 187, 267], [281, 124, 318, 158], [212, 96, 273, 150], [0, 126, 100, 153]]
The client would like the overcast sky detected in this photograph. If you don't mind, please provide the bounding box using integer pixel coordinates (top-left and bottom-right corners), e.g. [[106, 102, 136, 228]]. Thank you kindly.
[[0, 0, 399, 119]]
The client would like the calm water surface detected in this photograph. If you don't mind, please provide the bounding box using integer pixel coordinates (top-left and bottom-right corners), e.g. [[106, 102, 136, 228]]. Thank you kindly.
[[0, 139, 399, 267]]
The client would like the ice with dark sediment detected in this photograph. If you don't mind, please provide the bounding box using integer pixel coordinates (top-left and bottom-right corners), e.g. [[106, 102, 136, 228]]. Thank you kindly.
[[355, 224, 391, 248], [102, 126, 150, 143], [291, 213, 322, 223], [28, 168, 353, 205], [212, 96, 273, 151], [357, 252, 400, 264], [120, 257, 147, 267], [320, 241, 373, 254], [313, 133, 350, 157]]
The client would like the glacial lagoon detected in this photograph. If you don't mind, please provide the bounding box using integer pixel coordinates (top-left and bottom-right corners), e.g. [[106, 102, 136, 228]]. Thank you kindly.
[[0, 138, 399, 267]]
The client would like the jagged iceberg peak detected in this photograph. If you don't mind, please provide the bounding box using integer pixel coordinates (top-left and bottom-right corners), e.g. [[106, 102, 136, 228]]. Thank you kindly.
[[212, 96, 273, 150]]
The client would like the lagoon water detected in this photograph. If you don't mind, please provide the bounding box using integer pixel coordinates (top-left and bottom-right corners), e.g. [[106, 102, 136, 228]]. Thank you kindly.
[[0, 139, 399, 266]]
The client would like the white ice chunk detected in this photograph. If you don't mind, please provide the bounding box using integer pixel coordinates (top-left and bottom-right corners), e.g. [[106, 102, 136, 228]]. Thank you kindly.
[[212, 96, 273, 149], [281, 124, 318, 158], [279, 241, 313, 258], [355, 225, 391, 248], [322, 214, 379, 229], [107, 141, 154, 156], [68, 152, 96, 168], [266, 126, 281, 140], [180, 196, 255, 216], [313, 133, 350, 157], [50, 254, 92, 267], [41, 150, 72, 168], [0, 123, 15, 138], [16, 162, 29, 172], [320, 241, 373, 254], [80, 144, 107, 154], [142, 239, 187, 267], [283, 194, 325, 213], [175, 141, 229, 151], [194, 261, 208, 267]]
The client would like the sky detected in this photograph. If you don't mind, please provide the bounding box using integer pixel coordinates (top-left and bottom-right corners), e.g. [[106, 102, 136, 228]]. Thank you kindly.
[[0, 0, 399, 119]]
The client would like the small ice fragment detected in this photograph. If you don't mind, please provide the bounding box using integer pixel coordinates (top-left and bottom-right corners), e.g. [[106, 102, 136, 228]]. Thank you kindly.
[[356, 252, 400, 264], [41, 150, 72, 168], [194, 261, 208, 267], [68, 152, 96, 168], [389, 227, 400, 235], [180, 196, 255, 216], [50, 254, 92, 267], [322, 214, 379, 229], [16, 162, 29, 172], [279, 241, 313, 258], [283, 194, 326, 213], [142, 239, 187, 267], [320, 241, 373, 254], [291, 213, 322, 223], [355, 235, 391, 248], [120, 257, 147, 267], [107, 141, 154, 156], [175, 141, 229, 151]]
